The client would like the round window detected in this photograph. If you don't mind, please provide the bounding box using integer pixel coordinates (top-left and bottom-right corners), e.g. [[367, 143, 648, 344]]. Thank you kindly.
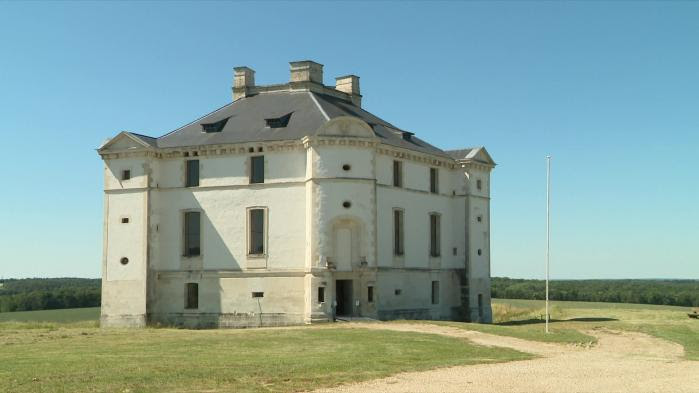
[[120, 257, 129, 265], [342, 201, 351, 209], [342, 164, 351, 171]]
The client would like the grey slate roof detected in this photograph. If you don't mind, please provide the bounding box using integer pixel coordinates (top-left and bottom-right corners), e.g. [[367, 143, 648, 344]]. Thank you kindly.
[[147, 91, 452, 158]]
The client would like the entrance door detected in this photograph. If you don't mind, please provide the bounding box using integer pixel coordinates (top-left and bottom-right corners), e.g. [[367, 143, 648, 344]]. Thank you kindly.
[[335, 280, 353, 316]]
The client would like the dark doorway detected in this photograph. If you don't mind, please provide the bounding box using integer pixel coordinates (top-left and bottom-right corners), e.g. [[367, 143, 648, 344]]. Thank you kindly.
[[336, 280, 353, 316]]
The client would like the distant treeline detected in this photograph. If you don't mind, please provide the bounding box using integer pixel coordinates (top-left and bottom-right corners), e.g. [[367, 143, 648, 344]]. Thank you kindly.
[[492, 277, 699, 307], [0, 278, 100, 312]]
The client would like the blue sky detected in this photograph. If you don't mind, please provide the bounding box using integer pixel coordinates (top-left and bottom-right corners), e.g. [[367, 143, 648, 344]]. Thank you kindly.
[[0, 1, 697, 279]]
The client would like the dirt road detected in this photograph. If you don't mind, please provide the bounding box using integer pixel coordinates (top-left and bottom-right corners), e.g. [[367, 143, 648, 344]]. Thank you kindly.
[[314, 323, 699, 393]]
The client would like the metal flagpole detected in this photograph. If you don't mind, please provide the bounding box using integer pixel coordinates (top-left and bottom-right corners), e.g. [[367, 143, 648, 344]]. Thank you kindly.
[[546, 155, 551, 334]]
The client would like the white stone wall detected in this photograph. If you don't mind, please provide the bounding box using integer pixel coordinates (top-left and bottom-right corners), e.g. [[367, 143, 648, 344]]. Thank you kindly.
[[100, 133, 493, 326]]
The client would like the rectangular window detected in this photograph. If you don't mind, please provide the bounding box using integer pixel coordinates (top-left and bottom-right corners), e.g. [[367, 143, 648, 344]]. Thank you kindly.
[[186, 160, 199, 187], [430, 168, 438, 193], [478, 293, 484, 318], [393, 161, 402, 187], [430, 213, 440, 257], [252, 292, 264, 298], [318, 287, 325, 303], [393, 209, 404, 256], [121, 170, 131, 181], [476, 179, 482, 190], [431, 281, 440, 304], [185, 283, 198, 309], [183, 211, 201, 256], [249, 208, 265, 255], [250, 156, 265, 184], [368, 286, 374, 303]]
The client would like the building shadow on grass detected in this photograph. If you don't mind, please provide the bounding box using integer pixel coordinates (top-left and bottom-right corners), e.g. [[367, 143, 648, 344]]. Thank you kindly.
[[496, 317, 618, 326]]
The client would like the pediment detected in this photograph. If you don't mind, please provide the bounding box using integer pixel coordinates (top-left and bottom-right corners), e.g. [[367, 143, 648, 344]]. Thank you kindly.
[[98, 132, 153, 153]]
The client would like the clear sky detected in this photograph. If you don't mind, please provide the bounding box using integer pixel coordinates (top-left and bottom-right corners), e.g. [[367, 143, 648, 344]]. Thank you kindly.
[[0, 1, 697, 280]]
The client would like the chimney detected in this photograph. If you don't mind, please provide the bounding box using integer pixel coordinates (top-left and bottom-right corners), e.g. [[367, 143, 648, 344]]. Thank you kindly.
[[233, 66, 255, 101], [289, 60, 323, 84], [335, 75, 362, 107]]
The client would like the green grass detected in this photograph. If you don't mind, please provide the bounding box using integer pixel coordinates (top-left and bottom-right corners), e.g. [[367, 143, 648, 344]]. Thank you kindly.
[[0, 322, 528, 393], [426, 299, 699, 360], [0, 307, 100, 323]]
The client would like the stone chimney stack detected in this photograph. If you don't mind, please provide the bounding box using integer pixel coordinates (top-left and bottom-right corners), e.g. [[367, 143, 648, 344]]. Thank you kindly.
[[335, 75, 362, 107], [233, 66, 255, 101], [289, 60, 324, 84]]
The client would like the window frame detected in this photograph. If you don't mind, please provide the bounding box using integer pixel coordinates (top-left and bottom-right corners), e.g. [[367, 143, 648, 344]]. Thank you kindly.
[[185, 159, 199, 188], [429, 213, 441, 257], [250, 155, 265, 184], [247, 207, 268, 256], [185, 282, 199, 310], [392, 160, 403, 188], [429, 167, 438, 193], [431, 281, 440, 305], [183, 210, 201, 257], [393, 208, 404, 256]]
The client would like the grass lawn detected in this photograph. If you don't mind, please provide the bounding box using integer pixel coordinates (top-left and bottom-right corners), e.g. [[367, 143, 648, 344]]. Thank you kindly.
[[0, 321, 529, 393], [424, 299, 699, 360], [0, 307, 100, 323]]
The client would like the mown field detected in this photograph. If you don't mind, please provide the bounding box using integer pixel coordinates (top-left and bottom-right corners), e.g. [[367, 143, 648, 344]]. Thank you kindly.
[[0, 312, 527, 393], [427, 298, 699, 360], [1, 300, 697, 392]]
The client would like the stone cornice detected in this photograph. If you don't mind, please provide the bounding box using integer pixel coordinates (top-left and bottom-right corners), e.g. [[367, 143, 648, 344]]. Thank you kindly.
[[376, 145, 458, 169]]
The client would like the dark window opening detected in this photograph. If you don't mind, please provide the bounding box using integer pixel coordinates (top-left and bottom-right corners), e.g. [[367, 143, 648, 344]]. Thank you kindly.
[[184, 152, 190, 157], [477, 215, 483, 222], [248, 147, 254, 153], [430, 214, 440, 257], [318, 287, 325, 303], [431, 281, 440, 305], [430, 168, 438, 193], [453, 247, 457, 256], [258, 147, 263, 152], [393, 209, 404, 256], [121, 170, 131, 181], [342, 201, 351, 209], [368, 286, 374, 303], [121, 217, 129, 224], [342, 164, 351, 171], [193, 151, 198, 157], [184, 211, 201, 256], [252, 292, 264, 298], [477, 249, 482, 256], [478, 294, 484, 319], [394, 289, 402, 295], [265, 113, 292, 128], [393, 161, 402, 187], [201, 117, 229, 133], [476, 179, 482, 190], [186, 160, 199, 187], [249, 209, 265, 255], [401, 132, 414, 141], [120, 257, 129, 265], [186, 283, 198, 309], [250, 156, 265, 184]]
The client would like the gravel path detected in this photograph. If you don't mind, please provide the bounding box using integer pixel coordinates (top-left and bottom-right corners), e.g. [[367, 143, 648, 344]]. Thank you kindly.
[[314, 322, 699, 393]]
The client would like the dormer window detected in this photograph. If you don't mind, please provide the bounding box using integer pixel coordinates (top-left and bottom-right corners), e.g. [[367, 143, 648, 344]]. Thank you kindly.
[[201, 117, 229, 133], [402, 132, 414, 141], [265, 113, 292, 128]]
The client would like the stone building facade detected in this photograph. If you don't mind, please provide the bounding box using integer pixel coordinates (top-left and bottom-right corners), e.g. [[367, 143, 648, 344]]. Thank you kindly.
[[97, 60, 495, 328]]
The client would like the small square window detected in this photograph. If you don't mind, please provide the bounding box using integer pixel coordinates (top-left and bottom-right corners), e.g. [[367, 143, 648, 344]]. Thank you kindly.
[[252, 292, 264, 298], [121, 217, 129, 224], [394, 289, 402, 296], [121, 170, 131, 181], [477, 215, 483, 223]]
